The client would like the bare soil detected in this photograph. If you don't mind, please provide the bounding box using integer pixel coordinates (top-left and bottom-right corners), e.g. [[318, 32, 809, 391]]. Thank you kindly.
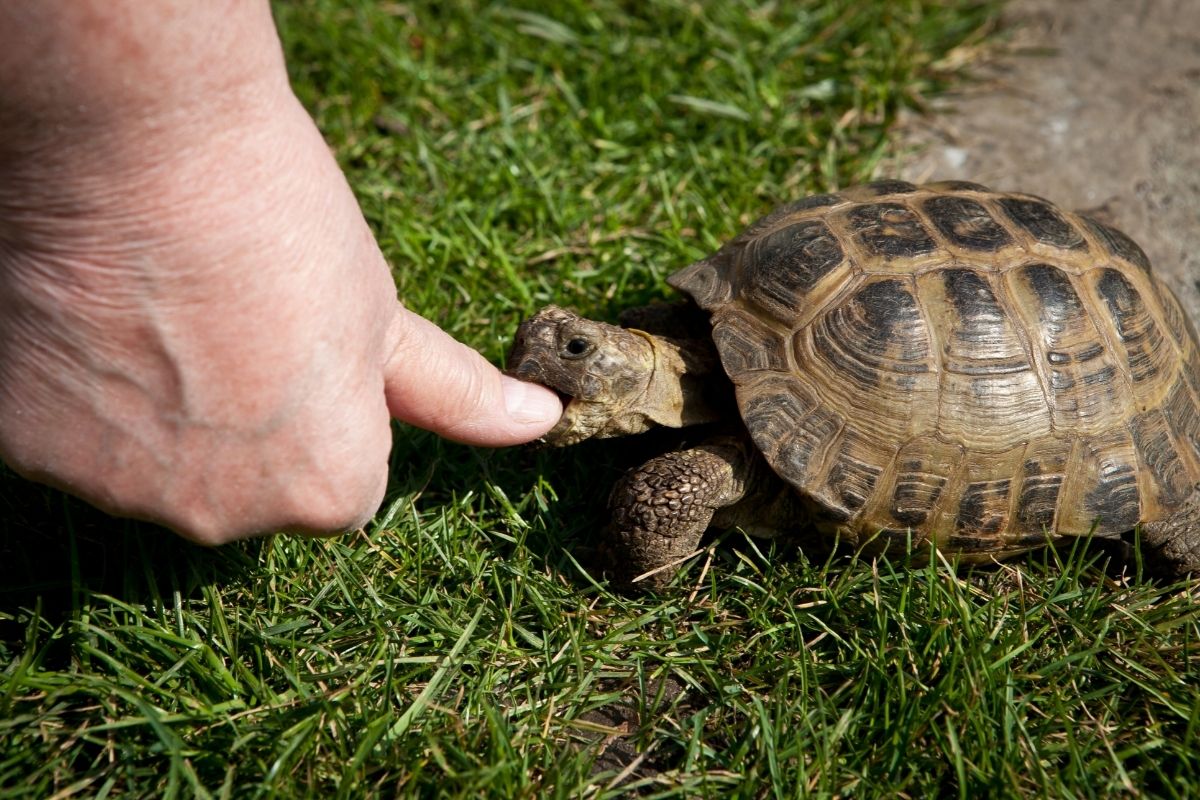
[[893, 0, 1200, 323]]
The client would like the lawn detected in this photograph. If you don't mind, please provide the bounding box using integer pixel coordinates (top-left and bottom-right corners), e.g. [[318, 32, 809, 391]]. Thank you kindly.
[[4, 1, 1200, 797]]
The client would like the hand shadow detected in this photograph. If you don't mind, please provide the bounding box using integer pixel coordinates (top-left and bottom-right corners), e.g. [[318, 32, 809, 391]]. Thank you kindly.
[[0, 464, 263, 651]]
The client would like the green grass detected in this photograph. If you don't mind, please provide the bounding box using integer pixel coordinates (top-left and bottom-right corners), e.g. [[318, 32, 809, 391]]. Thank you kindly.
[[5, 0, 1200, 797]]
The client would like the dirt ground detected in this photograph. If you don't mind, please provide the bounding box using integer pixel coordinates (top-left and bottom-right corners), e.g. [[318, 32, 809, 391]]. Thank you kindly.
[[893, 0, 1200, 324]]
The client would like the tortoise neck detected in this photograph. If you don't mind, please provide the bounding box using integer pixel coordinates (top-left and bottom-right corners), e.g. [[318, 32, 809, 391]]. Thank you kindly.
[[635, 331, 726, 430]]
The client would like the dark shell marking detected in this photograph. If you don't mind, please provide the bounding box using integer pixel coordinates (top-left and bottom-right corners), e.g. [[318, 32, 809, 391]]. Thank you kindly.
[[816, 431, 888, 522], [1009, 264, 1124, 431], [997, 197, 1087, 250], [924, 195, 1014, 252], [955, 477, 1013, 536], [1016, 446, 1070, 532], [738, 220, 845, 323], [1079, 430, 1143, 532], [1131, 409, 1195, 506], [858, 179, 920, 196], [666, 182, 1200, 555], [1163, 380, 1200, 467], [808, 279, 930, 391], [931, 268, 1050, 446], [846, 203, 939, 260], [1092, 268, 1174, 387], [740, 375, 842, 490], [1082, 216, 1153, 273]]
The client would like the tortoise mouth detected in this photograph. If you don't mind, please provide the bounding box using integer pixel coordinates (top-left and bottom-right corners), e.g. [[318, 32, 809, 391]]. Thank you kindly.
[[550, 387, 574, 408], [504, 358, 581, 416], [541, 392, 582, 445]]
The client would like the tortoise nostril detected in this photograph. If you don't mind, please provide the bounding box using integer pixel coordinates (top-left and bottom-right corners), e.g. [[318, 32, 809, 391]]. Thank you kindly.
[[509, 358, 544, 382]]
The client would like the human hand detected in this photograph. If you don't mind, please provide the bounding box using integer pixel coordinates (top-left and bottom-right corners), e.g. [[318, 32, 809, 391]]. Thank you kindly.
[[0, 2, 561, 544]]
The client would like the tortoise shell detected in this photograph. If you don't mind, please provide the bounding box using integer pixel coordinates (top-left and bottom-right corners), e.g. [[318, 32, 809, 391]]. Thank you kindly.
[[668, 180, 1200, 556]]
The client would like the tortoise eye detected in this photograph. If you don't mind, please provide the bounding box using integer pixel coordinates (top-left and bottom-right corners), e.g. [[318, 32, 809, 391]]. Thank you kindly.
[[562, 337, 592, 359]]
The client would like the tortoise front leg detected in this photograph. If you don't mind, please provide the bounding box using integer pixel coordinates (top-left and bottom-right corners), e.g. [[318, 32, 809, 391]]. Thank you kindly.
[[1138, 483, 1200, 577], [606, 437, 755, 588]]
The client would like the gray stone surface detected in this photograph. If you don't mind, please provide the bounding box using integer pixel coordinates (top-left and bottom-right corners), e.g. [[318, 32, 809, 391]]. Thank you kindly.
[[893, 0, 1200, 323]]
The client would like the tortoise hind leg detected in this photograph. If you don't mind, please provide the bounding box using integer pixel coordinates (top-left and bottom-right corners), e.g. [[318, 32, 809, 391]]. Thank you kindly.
[[606, 437, 755, 589], [1138, 483, 1200, 577]]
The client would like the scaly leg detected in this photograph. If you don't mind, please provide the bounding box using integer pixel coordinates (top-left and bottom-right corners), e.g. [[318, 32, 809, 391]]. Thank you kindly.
[[1138, 483, 1200, 577], [606, 437, 756, 588]]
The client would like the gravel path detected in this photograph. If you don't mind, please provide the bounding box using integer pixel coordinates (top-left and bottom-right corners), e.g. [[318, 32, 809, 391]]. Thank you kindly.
[[894, 0, 1200, 323]]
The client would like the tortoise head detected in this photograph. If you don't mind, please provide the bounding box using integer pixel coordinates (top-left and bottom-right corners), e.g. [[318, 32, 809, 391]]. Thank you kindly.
[[506, 306, 659, 446]]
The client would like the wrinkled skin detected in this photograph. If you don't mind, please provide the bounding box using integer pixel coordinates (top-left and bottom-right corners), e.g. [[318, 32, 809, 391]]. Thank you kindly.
[[0, 2, 562, 544]]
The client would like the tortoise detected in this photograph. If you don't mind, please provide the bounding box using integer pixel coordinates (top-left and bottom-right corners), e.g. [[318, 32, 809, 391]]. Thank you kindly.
[[506, 180, 1200, 587]]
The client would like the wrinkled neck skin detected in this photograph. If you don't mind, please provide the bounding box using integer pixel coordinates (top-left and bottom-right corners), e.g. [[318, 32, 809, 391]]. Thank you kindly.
[[634, 330, 723, 430], [551, 330, 723, 445]]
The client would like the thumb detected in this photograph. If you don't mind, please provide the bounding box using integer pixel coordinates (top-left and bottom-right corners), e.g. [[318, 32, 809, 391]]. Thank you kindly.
[[383, 307, 562, 446]]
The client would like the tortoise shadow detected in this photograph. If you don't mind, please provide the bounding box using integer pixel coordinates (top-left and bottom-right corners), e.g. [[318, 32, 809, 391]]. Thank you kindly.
[[417, 419, 1144, 593], [384, 420, 737, 591], [386, 427, 622, 576]]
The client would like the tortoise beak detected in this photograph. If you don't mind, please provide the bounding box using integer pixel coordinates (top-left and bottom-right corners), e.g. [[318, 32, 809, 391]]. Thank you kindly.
[[506, 355, 548, 385], [505, 309, 583, 401]]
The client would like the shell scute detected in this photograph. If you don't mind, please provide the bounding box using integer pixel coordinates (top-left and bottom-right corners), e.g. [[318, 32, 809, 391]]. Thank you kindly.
[[924, 180, 989, 193], [1130, 408, 1195, 506], [1162, 379, 1200, 470], [878, 435, 963, 533], [739, 375, 843, 489], [667, 259, 731, 310], [710, 311, 789, 376], [1058, 428, 1143, 534], [997, 196, 1087, 251], [923, 194, 1014, 252], [1081, 216, 1153, 273], [794, 275, 939, 446], [853, 179, 920, 197], [921, 267, 1051, 447], [774, 408, 842, 490], [808, 278, 930, 391], [737, 219, 846, 324], [811, 429, 893, 523], [955, 477, 1013, 536], [1006, 263, 1129, 432], [1089, 267, 1176, 391], [1016, 441, 1072, 533], [844, 202, 939, 260]]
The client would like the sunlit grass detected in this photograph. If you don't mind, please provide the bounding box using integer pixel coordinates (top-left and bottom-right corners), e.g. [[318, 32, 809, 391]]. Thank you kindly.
[[7, 1, 1199, 797]]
